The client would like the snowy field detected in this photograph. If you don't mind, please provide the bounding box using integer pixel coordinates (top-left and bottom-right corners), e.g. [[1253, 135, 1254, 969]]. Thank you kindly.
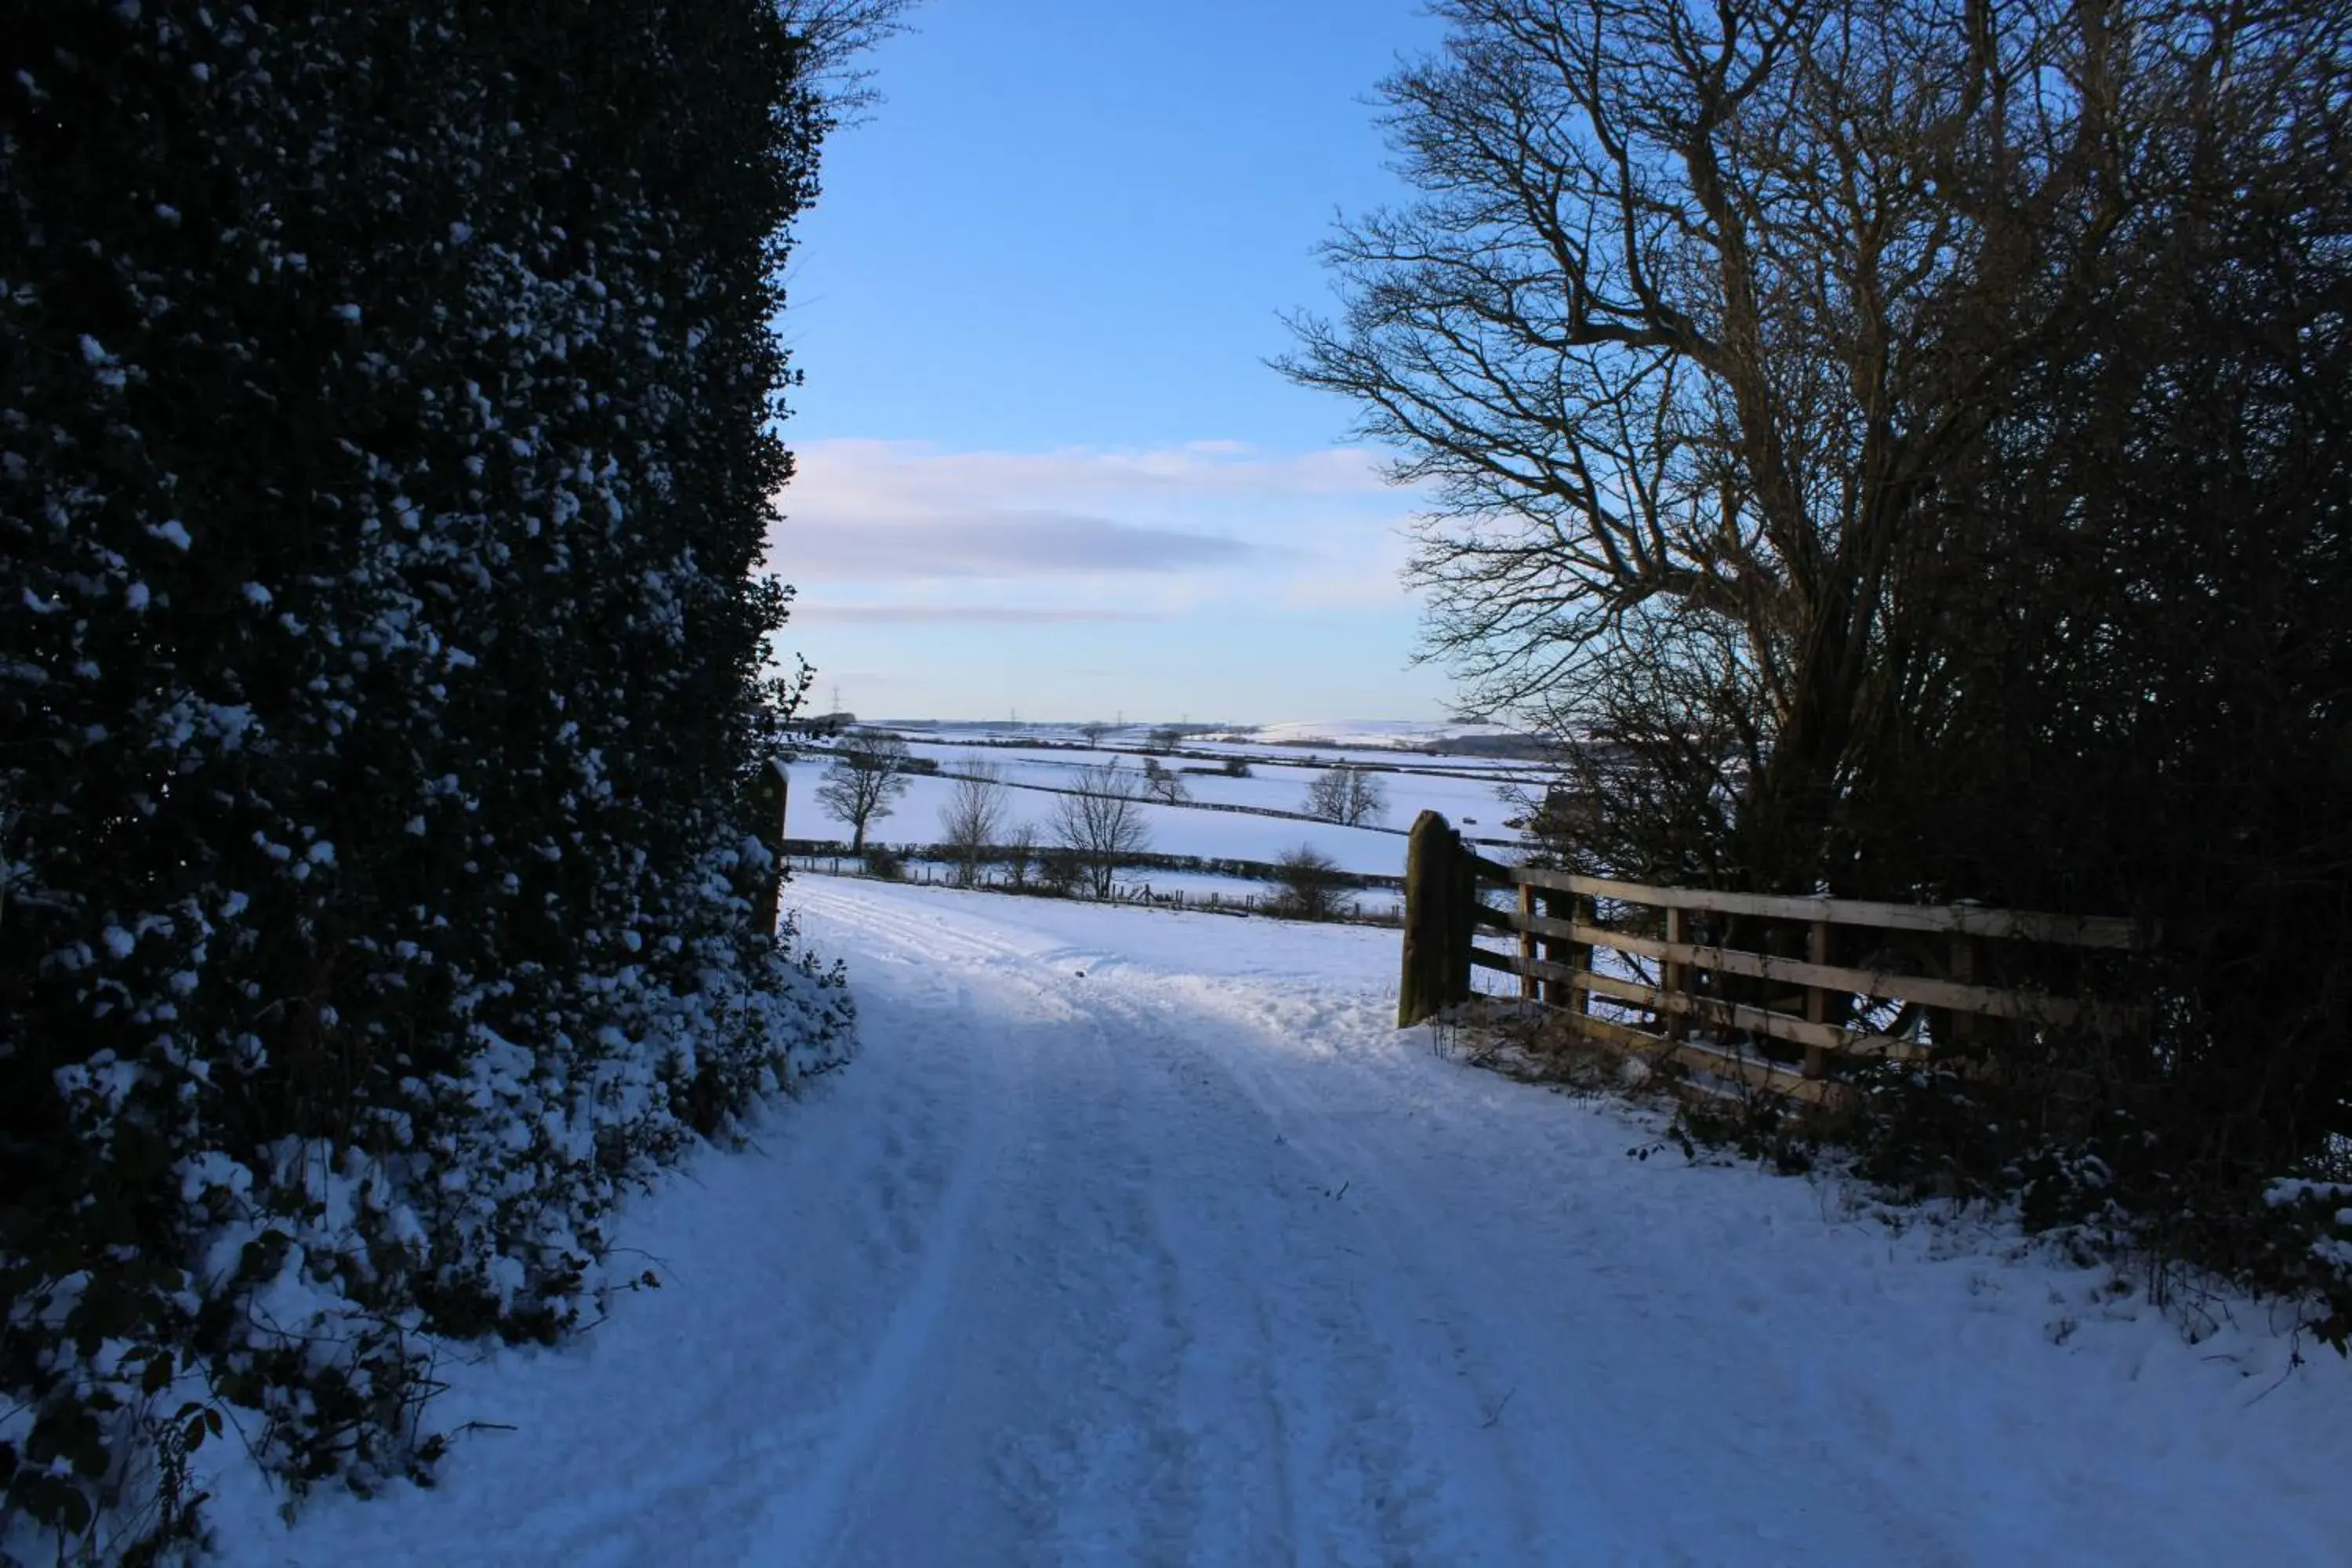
[[887, 717, 1544, 761], [779, 756, 1429, 877], [785, 720, 1545, 883], [202, 878, 2352, 1566]]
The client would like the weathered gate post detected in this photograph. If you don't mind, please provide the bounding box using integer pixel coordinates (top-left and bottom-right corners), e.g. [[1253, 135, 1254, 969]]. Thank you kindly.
[[1399, 810, 1470, 1025], [750, 757, 789, 935]]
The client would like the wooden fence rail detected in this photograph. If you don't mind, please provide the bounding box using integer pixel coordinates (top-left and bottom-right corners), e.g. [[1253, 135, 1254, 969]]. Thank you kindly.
[[1397, 811, 2154, 1107]]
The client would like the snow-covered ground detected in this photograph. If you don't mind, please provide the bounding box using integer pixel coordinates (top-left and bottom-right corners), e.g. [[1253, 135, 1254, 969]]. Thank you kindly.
[[204, 880, 2352, 1566]]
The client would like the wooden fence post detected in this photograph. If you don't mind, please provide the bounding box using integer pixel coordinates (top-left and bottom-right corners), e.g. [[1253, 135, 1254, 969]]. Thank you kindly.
[[1445, 832, 1475, 1010], [1802, 919, 1831, 1079], [1518, 881, 1538, 1002], [1537, 887, 1567, 1007], [1399, 810, 1466, 1026], [1949, 932, 1978, 1052], [750, 757, 789, 935], [1662, 906, 1687, 1040], [1568, 891, 1593, 1019]]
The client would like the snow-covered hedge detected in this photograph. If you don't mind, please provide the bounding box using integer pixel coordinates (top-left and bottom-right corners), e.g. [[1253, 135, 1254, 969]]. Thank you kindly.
[[1, 3, 848, 1556]]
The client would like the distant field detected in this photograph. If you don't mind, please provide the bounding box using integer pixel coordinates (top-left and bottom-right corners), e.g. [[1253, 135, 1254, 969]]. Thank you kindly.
[[883, 716, 1546, 753], [782, 720, 1555, 890]]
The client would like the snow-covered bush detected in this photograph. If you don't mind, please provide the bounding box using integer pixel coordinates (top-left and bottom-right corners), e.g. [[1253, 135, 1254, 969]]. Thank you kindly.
[[1, 2, 851, 1556]]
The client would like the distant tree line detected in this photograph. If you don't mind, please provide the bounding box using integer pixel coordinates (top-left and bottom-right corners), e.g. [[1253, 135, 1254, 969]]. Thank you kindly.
[[0, 2, 899, 1552], [1287, 0, 2352, 1316]]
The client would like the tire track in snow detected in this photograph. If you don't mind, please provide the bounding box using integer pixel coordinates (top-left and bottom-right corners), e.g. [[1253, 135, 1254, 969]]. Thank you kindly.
[[1142, 975, 1970, 1566], [773, 884, 1218, 1565], [1071, 977, 1508, 1566], [738, 978, 1012, 1566], [983, 1009, 1206, 1566], [784, 882, 1502, 1564], [524, 943, 1009, 1568], [786, 886, 1309, 1562]]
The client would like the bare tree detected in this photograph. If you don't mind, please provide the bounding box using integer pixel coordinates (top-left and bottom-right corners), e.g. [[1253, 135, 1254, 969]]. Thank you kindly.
[[938, 765, 1009, 887], [1147, 724, 1184, 755], [1050, 761, 1152, 899], [1000, 822, 1041, 891], [1140, 756, 1189, 805], [1278, 0, 2144, 887], [778, 0, 918, 121], [1079, 720, 1112, 748], [815, 732, 911, 853], [1268, 844, 1350, 920], [1304, 764, 1388, 827]]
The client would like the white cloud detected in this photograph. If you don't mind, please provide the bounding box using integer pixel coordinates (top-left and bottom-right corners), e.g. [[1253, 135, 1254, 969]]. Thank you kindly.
[[792, 603, 1166, 625], [769, 438, 1425, 616], [782, 509, 1251, 580]]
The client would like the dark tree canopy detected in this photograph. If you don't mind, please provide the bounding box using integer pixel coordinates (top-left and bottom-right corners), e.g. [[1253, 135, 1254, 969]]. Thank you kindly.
[[1290, 0, 2352, 1273], [0, 1, 887, 1548]]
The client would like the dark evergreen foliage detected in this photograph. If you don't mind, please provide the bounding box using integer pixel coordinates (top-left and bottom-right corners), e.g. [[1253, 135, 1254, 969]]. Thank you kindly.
[[1845, 16, 2352, 1307], [1, 2, 851, 1553]]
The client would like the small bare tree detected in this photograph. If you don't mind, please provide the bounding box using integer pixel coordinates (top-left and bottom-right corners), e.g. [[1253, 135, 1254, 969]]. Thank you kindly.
[[815, 732, 911, 853], [1303, 764, 1388, 827], [1051, 761, 1152, 899], [1000, 822, 1040, 891], [938, 765, 1009, 887], [1140, 756, 1189, 805], [1269, 844, 1348, 920], [1079, 721, 1112, 748]]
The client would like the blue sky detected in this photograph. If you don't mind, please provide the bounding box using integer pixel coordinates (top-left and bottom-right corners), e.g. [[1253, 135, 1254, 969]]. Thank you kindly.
[[768, 0, 1461, 724]]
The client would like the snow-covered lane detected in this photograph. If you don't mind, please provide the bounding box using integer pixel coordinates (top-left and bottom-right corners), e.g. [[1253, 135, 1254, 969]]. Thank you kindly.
[[749, 887, 1468, 1565], [211, 877, 2352, 1566]]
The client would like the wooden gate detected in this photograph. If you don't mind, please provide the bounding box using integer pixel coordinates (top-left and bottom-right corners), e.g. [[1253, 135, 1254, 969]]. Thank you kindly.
[[1397, 811, 2151, 1105]]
